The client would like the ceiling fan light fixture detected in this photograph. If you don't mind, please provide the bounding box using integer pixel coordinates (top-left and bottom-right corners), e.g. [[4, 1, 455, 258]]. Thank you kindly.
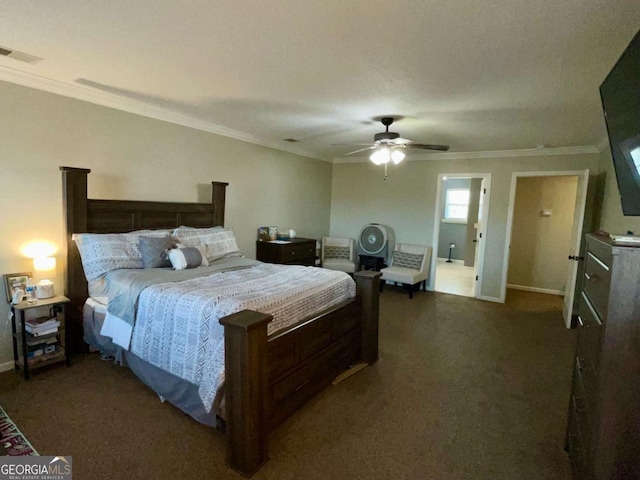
[[391, 148, 405, 165], [370, 147, 391, 165]]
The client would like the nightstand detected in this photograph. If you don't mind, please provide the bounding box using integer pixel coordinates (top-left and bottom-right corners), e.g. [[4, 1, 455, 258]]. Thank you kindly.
[[256, 238, 317, 266], [11, 295, 71, 379]]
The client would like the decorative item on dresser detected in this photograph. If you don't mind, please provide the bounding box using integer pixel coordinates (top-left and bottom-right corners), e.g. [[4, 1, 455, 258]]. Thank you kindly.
[[60, 167, 380, 477], [256, 238, 317, 266], [565, 233, 640, 479]]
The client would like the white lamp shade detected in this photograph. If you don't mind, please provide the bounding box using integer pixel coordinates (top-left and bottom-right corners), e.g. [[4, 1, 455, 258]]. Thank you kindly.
[[33, 256, 56, 277]]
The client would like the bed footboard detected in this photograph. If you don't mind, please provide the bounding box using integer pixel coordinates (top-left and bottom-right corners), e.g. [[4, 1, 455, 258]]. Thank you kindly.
[[221, 270, 380, 476]]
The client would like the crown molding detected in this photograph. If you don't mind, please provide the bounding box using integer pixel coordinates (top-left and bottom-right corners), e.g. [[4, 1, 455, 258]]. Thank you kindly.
[[596, 137, 610, 152], [0, 65, 325, 161], [332, 145, 601, 163]]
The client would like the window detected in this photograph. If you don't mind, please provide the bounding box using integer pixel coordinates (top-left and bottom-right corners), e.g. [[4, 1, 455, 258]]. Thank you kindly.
[[444, 188, 470, 221]]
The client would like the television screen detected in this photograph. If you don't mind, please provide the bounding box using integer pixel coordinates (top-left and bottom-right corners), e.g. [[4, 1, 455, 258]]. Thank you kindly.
[[599, 29, 640, 216]]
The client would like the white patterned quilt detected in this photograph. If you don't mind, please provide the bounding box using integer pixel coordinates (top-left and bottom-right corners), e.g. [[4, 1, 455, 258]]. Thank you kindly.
[[129, 263, 355, 412]]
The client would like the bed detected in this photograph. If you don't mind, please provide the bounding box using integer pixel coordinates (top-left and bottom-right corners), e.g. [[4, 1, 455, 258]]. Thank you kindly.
[[60, 166, 380, 476]]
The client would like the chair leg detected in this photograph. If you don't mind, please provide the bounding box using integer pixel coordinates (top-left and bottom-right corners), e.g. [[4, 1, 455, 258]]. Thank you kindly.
[[379, 280, 385, 293], [401, 283, 413, 299], [422, 280, 426, 292]]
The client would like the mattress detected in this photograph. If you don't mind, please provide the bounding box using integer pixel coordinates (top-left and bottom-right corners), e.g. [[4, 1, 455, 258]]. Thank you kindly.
[[91, 260, 356, 415]]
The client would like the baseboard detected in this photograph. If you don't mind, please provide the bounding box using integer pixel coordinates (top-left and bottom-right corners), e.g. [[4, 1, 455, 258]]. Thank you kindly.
[[476, 295, 503, 303], [506, 284, 563, 296], [0, 361, 15, 373]]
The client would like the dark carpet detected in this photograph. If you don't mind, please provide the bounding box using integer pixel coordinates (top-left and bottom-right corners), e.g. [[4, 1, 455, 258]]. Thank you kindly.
[[0, 289, 575, 479]]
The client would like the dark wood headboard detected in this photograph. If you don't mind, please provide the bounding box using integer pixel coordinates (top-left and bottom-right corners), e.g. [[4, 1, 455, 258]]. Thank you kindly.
[[60, 166, 228, 352]]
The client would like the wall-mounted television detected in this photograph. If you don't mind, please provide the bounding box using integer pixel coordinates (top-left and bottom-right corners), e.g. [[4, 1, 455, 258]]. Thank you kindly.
[[600, 29, 640, 216]]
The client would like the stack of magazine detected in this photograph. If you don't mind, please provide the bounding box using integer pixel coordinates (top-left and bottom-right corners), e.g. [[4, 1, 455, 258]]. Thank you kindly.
[[23, 317, 60, 361]]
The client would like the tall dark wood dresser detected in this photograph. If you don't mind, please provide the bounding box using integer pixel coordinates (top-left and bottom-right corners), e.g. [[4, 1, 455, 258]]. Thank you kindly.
[[566, 233, 640, 479]]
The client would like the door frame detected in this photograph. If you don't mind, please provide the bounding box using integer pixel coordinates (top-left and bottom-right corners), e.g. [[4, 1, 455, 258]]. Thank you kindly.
[[500, 169, 589, 327], [430, 173, 492, 298]]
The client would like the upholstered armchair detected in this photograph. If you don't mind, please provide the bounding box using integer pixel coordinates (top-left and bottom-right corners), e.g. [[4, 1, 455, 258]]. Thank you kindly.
[[321, 237, 357, 274], [380, 243, 432, 298]]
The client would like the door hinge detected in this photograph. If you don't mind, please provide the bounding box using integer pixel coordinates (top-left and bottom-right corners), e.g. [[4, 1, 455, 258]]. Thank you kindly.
[[475, 275, 479, 281], [483, 188, 486, 194]]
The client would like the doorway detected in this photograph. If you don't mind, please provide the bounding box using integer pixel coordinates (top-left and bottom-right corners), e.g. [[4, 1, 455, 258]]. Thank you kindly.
[[501, 170, 589, 328], [431, 173, 491, 298]]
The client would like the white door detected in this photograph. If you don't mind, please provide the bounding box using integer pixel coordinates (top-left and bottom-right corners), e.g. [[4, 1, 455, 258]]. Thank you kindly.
[[472, 180, 486, 297], [562, 170, 590, 328]]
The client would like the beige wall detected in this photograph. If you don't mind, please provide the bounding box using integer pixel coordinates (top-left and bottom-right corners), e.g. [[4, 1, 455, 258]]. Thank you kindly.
[[330, 154, 601, 299], [0, 81, 332, 366], [597, 147, 640, 235], [507, 176, 579, 293]]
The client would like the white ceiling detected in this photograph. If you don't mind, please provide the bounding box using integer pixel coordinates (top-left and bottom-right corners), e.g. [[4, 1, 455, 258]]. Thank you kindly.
[[1, 1, 639, 161]]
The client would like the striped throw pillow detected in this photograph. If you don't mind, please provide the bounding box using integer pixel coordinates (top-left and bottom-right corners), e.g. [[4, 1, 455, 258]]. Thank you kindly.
[[392, 251, 423, 269], [324, 246, 350, 259]]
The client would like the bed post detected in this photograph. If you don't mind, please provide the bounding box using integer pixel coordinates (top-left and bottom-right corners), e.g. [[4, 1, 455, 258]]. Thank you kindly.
[[211, 181, 229, 227], [354, 270, 381, 364], [219, 310, 273, 477], [60, 166, 91, 354]]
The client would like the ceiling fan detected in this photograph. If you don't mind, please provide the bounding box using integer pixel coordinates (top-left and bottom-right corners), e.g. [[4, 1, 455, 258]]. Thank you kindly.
[[335, 117, 450, 165]]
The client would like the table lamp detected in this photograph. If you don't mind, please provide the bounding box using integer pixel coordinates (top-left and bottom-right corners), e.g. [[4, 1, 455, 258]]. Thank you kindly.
[[33, 256, 56, 299]]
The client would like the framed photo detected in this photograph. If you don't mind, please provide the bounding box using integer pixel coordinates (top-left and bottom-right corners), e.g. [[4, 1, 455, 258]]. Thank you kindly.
[[3, 272, 32, 303], [257, 226, 270, 242]]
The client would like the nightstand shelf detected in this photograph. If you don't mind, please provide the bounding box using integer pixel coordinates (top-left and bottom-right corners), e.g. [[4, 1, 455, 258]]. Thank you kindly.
[[10, 295, 71, 379]]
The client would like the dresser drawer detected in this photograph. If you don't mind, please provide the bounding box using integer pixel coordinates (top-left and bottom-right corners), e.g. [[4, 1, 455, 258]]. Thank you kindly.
[[278, 243, 315, 262], [567, 397, 590, 479], [256, 238, 316, 265], [574, 356, 598, 430], [577, 293, 603, 372], [583, 250, 611, 321]]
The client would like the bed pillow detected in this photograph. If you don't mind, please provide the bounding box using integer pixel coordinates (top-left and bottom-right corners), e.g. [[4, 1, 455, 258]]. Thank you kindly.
[[392, 251, 424, 269], [168, 247, 204, 271], [172, 226, 225, 242], [174, 243, 209, 267], [174, 227, 242, 262], [73, 229, 173, 281], [73, 232, 145, 281], [139, 235, 173, 268]]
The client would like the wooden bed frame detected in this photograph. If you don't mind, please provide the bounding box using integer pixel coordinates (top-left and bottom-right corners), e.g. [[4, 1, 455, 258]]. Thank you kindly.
[[60, 166, 380, 476]]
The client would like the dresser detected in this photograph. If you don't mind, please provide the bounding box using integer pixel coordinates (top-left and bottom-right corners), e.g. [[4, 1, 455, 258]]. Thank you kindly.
[[566, 233, 640, 479], [256, 238, 317, 266]]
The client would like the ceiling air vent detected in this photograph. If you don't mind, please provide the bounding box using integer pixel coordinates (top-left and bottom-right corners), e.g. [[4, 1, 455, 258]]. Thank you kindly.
[[0, 45, 42, 64]]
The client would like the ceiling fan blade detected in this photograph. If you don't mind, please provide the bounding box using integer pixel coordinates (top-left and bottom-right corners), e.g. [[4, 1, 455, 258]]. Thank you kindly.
[[331, 143, 377, 146], [406, 143, 450, 151], [344, 146, 377, 156]]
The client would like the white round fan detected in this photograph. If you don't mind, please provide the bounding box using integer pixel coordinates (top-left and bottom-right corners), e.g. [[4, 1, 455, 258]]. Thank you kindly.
[[358, 224, 395, 258]]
